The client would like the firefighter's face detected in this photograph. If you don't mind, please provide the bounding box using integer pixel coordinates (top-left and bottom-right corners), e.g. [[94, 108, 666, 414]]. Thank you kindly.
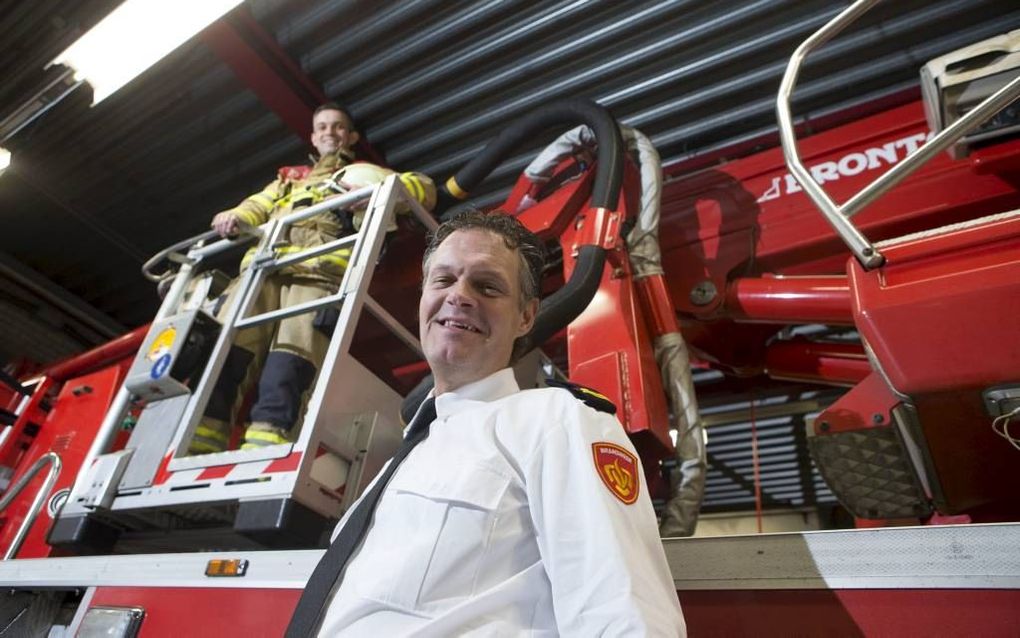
[[420, 229, 537, 394], [310, 108, 359, 156]]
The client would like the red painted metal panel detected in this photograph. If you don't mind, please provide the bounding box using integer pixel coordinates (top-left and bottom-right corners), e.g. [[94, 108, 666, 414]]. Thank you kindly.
[[909, 391, 1017, 516], [678, 589, 1020, 637], [0, 363, 129, 559], [85, 586, 1020, 636], [849, 215, 1020, 396], [847, 210, 1020, 515], [88, 586, 301, 637]]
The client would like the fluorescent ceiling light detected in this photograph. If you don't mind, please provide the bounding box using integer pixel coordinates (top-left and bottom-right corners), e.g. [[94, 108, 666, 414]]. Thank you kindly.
[[51, 0, 244, 104], [0, 148, 10, 172]]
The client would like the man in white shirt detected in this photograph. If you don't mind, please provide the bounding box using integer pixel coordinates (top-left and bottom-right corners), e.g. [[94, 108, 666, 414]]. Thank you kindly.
[[288, 210, 685, 637]]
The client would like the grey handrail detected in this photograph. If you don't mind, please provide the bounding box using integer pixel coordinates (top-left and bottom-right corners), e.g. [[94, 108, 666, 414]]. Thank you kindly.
[[776, 0, 1020, 270], [141, 228, 224, 283], [0, 451, 61, 560]]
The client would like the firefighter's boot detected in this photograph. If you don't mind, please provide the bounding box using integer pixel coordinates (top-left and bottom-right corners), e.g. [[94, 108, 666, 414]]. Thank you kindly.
[[242, 421, 293, 450], [189, 418, 232, 455]]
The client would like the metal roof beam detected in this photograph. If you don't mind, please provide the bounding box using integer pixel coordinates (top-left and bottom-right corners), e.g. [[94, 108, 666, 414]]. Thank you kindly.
[[0, 250, 124, 342], [201, 7, 384, 165]]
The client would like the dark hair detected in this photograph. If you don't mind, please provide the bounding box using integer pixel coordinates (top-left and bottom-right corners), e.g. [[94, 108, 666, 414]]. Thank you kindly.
[[422, 210, 546, 362], [312, 102, 356, 131]]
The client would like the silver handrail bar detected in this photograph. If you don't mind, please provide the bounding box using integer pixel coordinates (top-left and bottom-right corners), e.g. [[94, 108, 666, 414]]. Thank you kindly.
[[843, 74, 1020, 219], [141, 229, 223, 282], [0, 451, 61, 560], [141, 184, 376, 267], [775, 0, 1020, 270]]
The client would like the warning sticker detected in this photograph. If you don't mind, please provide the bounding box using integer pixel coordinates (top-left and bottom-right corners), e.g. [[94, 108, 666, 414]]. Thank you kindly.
[[147, 327, 177, 362]]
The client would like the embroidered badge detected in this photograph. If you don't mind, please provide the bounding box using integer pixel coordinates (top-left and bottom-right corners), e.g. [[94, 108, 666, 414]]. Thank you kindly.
[[592, 442, 639, 504]]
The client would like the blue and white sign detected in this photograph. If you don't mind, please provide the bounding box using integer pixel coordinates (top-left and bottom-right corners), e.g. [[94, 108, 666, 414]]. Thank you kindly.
[[150, 353, 172, 379]]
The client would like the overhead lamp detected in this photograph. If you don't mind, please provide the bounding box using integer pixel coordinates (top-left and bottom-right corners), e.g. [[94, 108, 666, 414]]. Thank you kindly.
[[0, 147, 10, 174], [51, 0, 245, 104]]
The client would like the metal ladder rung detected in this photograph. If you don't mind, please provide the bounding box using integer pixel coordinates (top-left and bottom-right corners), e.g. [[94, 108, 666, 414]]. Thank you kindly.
[[234, 291, 346, 330], [875, 208, 1020, 248], [256, 233, 358, 272]]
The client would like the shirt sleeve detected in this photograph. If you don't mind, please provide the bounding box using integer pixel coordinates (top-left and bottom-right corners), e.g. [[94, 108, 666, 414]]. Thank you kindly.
[[523, 393, 686, 637]]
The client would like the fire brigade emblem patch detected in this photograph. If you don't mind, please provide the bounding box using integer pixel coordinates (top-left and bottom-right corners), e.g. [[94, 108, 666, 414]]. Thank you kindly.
[[592, 442, 639, 505]]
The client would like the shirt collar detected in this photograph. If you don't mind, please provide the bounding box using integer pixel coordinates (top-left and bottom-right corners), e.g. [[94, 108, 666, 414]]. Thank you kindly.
[[433, 368, 519, 419], [309, 148, 354, 168]]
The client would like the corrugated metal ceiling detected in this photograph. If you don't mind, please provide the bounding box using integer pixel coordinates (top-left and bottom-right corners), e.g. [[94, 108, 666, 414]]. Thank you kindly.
[[1, 0, 1018, 367]]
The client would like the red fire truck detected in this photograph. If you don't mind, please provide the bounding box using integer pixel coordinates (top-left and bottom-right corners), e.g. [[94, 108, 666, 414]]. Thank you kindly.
[[0, 2, 1018, 635]]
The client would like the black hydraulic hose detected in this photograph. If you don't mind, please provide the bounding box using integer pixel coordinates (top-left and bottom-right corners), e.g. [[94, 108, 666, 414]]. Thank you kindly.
[[530, 245, 605, 348], [440, 98, 624, 212]]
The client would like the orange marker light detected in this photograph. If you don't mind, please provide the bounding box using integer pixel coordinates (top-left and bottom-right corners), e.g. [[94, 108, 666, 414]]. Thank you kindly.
[[205, 558, 249, 577]]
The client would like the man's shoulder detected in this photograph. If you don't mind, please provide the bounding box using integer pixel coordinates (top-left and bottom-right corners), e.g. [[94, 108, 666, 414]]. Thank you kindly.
[[495, 382, 629, 463], [504, 380, 617, 417], [536, 379, 617, 415]]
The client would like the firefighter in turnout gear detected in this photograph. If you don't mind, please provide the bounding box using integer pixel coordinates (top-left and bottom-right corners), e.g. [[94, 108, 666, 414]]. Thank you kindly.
[[192, 103, 436, 454]]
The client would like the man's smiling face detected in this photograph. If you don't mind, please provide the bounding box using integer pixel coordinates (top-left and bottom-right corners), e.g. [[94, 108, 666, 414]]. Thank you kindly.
[[310, 108, 358, 156], [419, 228, 537, 394]]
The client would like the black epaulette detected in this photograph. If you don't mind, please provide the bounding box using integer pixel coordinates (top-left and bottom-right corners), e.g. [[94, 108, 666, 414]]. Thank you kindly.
[[544, 378, 617, 415]]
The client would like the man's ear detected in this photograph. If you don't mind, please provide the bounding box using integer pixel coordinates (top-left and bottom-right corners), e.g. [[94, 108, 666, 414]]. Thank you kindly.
[[517, 298, 539, 337], [348, 130, 361, 148]]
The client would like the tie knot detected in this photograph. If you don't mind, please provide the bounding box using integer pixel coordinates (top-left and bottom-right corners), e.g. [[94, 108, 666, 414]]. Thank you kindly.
[[406, 397, 437, 439]]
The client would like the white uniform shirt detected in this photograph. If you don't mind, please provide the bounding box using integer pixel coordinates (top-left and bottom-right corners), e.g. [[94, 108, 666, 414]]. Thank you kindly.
[[318, 368, 685, 636]]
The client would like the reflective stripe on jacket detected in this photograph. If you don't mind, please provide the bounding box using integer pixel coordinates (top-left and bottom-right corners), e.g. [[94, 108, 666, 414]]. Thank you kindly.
[[221, 152, 436, 283]]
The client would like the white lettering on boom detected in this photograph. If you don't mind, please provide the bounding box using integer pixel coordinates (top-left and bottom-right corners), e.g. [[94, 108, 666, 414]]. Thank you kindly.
[[758, 132, 930, 202]]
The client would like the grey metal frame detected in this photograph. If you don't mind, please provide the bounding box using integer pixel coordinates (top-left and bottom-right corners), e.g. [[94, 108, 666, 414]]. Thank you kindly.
[[64, 176, 437, 513], [666, 522, 1020, 590], [776, 0, 1020, 269]]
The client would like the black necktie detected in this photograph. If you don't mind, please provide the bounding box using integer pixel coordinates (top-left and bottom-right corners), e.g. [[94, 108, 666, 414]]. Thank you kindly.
[[286, 398, 437, 638]]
